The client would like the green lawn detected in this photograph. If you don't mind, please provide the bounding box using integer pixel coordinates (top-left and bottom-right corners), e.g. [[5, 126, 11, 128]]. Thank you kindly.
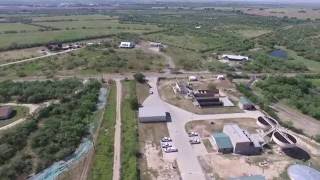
[[0, 105, 29, 127], [121, 81, 139, 180], [0, 23, 40, 32], [89, 84, 116, 180]]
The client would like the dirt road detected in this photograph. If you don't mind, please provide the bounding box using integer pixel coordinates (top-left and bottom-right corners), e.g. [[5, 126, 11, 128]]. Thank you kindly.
[[137, 41, 176, 70], [112, 80, 122, 180], [272, 103, 320, 137]]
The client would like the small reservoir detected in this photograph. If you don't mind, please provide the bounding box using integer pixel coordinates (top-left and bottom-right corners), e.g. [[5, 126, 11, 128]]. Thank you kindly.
[[269, 49, 288, 59]]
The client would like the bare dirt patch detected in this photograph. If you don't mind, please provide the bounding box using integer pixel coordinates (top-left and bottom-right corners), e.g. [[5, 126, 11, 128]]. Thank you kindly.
[[138, 123, 180, 180], [158, 78, 242, 114], [272, 103, 320, 137], [0, 47, 46, 64], [185, 118, 258, 138]]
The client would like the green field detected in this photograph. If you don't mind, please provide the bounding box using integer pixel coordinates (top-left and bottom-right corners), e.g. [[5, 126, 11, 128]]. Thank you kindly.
[[0, 23, 40, 32], [31, 15, 117, 21], [121, 80, 139, 180], [89, 84, 116, 180]]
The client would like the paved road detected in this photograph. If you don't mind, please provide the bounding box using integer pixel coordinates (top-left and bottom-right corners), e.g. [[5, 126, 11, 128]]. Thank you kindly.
[[0, 48, 80, 67], [143, 77, 263, 180], [112, 80, 122, 180]]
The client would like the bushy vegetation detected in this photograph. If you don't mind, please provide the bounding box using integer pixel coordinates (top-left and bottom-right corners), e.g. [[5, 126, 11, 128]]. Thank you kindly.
[[121, 81, 139, 180], [257, 23, 320, 62], [0, 79, 82, 103], [0, 46, 164, 79], [243, 53, 308, 73], [133, 72, 146, 83], [255, 76, 320, 120], [236, 83, 278, 119], [90, 84, 116, 180], [0, 79, 101, 179], [31, 80, 101, 171]]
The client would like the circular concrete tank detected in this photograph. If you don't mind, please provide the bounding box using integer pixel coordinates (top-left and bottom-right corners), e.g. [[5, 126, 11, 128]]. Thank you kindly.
[[257, 116, 278, 129], [272, 130, 297, 149]]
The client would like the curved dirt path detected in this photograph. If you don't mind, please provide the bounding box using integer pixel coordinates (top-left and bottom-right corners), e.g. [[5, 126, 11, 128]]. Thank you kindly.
[[0, 103, 40, 131], [0, 48, 80, 68]]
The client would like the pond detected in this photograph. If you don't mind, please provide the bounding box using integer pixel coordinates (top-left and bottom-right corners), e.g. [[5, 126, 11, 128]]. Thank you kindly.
[[269, 49, 288, 59]]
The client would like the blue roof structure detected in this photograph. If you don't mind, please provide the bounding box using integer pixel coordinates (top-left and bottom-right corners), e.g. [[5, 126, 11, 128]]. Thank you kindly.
[[212, 132, 233, 149]]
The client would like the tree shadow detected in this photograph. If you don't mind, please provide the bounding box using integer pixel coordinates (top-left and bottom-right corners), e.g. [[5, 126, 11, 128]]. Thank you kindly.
[[282, 147, 310, 161]]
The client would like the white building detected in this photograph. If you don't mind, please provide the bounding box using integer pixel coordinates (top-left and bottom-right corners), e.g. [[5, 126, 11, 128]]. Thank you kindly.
[[119, 41, 135, 48], [188, 76, 198, 81], [217, 75, 225, 80], [222, 54, 249, 61]]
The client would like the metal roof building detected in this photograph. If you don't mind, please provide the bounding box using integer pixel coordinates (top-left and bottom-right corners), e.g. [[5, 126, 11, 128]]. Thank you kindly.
[[223, 124, 262, 155], [222, 54, 249, 61], [212, 132, 233, 154], [119, 41, 135, 48], [287, 164, 320, 180], [138, 106, 168, 123]]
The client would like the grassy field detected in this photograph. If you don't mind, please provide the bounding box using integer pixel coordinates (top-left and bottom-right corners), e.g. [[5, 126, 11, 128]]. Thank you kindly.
[[0, 46, 165, 80], [307, 78, 320, 87], [241, 7, 320, 20], [31, 15, 117, 22], [0, 47, 45, 64], [89, 84, 116, 180], [0, 15, 161, 50], [276, 46, 320, 73], [121, 80, 139, 180], [0, 23, 40, 32], [0, 106, 29, 127]]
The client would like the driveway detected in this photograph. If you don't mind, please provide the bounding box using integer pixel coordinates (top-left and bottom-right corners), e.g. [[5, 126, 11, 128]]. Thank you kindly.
[[143, 77, 264, 180]]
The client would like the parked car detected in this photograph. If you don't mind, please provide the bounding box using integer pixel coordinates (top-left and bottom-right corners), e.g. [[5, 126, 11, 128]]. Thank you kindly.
[[188, 132, 199, 137], [161, 137, 172, 142], [189, 138, 201, 144], [149, 90, 153, 94], [161, 142, 172, 148], [164, 147, 178, 153]]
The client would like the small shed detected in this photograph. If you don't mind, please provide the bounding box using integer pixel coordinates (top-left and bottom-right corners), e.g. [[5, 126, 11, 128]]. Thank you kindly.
[[238, 97, 255, 110], [212, 132, 233, 154], [138, 106, 168, 123], [217, 75, 225, 80], [119, 41, 135, 48], [188, 76, 198, 81]]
